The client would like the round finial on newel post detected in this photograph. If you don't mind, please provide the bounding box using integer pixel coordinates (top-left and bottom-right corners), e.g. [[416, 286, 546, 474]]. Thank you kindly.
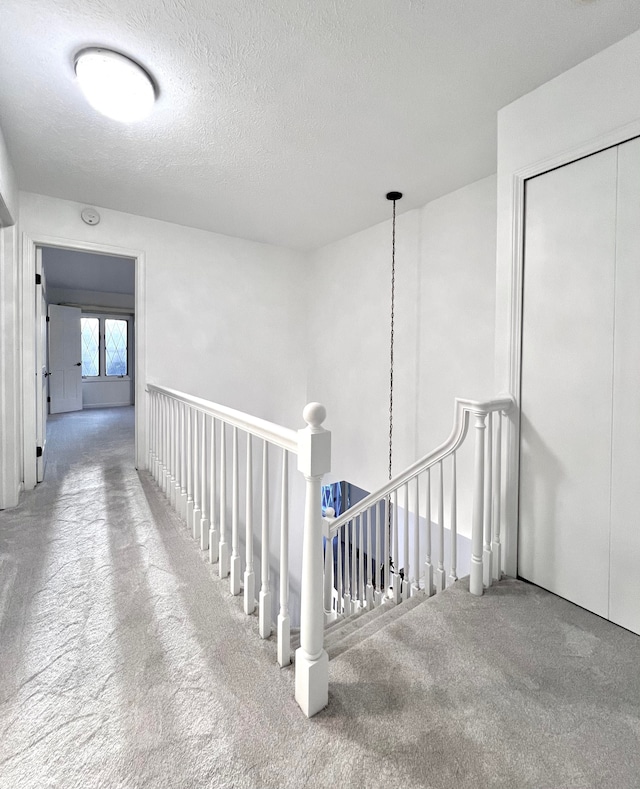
[[303, 402, 326, 431]]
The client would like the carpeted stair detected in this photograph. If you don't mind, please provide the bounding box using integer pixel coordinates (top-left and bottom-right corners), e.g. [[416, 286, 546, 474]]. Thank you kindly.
[[291, 590, 435, 660]]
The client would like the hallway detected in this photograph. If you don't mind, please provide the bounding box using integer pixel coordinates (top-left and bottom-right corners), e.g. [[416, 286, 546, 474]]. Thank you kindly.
[[2, 408, 640, 789]]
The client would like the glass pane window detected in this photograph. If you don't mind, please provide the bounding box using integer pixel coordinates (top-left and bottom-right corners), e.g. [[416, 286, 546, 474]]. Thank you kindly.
[[81, 317, 100, 377], [105, 319, 128, 376]]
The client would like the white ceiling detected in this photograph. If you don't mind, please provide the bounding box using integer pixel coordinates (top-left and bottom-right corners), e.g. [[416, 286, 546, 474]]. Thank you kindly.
[[42, 247, 135, 294], [2, 0, 640, 250]]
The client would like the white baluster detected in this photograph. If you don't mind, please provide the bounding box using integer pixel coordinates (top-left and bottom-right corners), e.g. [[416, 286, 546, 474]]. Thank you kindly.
[[412, 475, 420, 596], [179, 402, 187, 519], [218, 422, 230, 578], [149, 392, 155, 478], [156, 395, 161, 482], [323, 531, 335, 622], [448, 453, 458, 587], [209, 417, 219, 563], [156, 395, 162, 487], [151, 393, 157, 481], [343, 521, 352, 616], [383, 496, 390, 602], [366, 507, 374, 608], [192, 410, 202, 542], [470, 411, 487, 596], [483, 412, 493, 589], [173, 400, 181, 509], [392, 489, 401, 603], [156, 393, 160, 477], [168, 398, 174, 506], [351, 517, 357, 606], [259, 441, 271, 637], [168, 399, 175, 506], [358, 511, 365, 607], [164, 396, 172, 496], [160, 395, 167, 492], [436, 460, 446, 592], [425, 468, 434, 596], [336, 525, 343, 614], [403, 482, 410, 600], [277, 450, 290, 667], [230, 426, 241, 596], [375, 502, 383, 605], [186, 406, 194, 526], [295, 403, 331, 718], [148, 392, 154, 471], [244, 433, 255, 614], [161, 395, 168, 494], [200, 410, 209, 551], [492, 413, 503, 582]]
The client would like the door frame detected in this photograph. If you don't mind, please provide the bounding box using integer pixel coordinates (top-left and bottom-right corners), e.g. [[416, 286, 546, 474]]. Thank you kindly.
[[36, 248, 47, 480], [498, 118, 640, 579], [22, 233, 146, 490]]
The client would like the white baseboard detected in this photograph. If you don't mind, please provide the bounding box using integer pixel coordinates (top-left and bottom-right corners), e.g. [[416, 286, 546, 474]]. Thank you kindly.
[[83, 402, 133, 409]]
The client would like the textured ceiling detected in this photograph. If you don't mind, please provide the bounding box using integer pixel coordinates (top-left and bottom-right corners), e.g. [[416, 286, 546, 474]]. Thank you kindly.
[[43, 247, 135, 294], [2, 0, 640, 250]]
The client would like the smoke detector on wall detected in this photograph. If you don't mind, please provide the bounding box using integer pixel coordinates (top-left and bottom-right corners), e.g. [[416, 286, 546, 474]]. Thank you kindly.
[[81, 207, 101, 226]]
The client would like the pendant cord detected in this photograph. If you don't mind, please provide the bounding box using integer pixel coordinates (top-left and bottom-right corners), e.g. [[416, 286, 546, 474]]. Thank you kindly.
[[388, 198, 396, 482], [384, 190, 402, 581]]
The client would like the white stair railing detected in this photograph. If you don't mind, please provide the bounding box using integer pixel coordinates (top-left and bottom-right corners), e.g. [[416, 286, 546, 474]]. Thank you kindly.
[[146, 385, 331, 718], [323, 396, 514, 625], [147, 387, 513, 719]]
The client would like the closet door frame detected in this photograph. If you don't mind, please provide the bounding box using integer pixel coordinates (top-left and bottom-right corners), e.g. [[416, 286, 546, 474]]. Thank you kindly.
[[498, 119, 640, 580]]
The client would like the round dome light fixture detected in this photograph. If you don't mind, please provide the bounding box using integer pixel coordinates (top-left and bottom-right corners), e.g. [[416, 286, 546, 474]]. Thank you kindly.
[[74, 48, 156, 123]]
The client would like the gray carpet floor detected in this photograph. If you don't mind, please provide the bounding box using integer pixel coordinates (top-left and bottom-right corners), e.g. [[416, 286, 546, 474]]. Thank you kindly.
[[1, 407, 639, 789]]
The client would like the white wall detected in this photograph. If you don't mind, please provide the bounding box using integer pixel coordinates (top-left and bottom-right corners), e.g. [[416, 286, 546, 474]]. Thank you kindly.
[[307, 176, 497, 537], [495, 26, 640, 574], [0, 123, 21, 508], [0, 124, 17, 225], [19, 192, 309, 429], [0, 223, 21, 508], [83, 379, 132, 409]]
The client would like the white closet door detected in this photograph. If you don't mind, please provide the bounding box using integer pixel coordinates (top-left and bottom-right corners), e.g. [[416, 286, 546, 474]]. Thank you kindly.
[[519, 147, 618, 619], [610, 137, 640, 634]]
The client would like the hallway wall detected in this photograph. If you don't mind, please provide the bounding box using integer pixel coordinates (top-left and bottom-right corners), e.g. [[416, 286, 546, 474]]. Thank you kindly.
[[0, 123, 17, 224], [306, 175, 497, 538], [19, 192, 310, 430], [0, 122, 21, 509]]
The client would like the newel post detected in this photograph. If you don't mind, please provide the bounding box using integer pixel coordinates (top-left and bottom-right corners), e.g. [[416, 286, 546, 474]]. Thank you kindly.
[[295, 402, 331, 718], [470, 410, 487, 596]]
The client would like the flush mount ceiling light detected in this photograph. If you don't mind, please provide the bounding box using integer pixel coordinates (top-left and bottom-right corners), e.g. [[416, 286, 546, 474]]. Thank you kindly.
[[74, 48, 156, 123]]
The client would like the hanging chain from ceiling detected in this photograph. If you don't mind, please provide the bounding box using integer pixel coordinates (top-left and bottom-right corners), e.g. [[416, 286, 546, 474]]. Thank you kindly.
[[386, 191, 402, 482]]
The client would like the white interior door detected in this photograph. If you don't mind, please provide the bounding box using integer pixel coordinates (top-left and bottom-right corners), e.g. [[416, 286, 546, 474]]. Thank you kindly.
[[35, 248, 48, 481], [48, 304, 83, 414], [520, 139, 640, 635]]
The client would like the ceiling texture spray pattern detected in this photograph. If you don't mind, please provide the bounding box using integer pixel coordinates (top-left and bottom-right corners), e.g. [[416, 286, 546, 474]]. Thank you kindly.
[[1, 0, 640, 249]]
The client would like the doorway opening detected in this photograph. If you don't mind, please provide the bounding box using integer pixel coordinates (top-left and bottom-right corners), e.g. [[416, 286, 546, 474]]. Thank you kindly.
[[23, 234, 146, 493], [36, 246, 135, 482]]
